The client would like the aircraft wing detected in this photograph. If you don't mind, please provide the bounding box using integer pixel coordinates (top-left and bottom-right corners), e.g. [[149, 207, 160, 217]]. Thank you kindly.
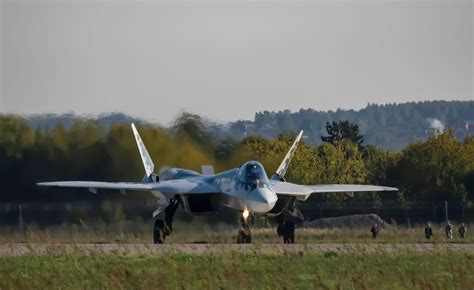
[[305, 184, 398, 193], [269, 180, 314, 200], [37, 181, 154, 192], [270, 180, 313, 196], [270, 180, 398, 201], [38, 179, 222, 198]]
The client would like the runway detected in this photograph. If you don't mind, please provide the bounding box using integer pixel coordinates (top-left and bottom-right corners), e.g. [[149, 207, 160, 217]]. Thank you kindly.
[[1, 243, 474, 256]]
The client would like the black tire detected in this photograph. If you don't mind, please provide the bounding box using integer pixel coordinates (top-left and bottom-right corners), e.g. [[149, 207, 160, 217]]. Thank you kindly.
[[153, 228, 163, 244], [237, 230, 245, 244], [245, 231, 252, 243], [282, 220, 296, 244], [237, 230, 252, 244], [153, 220, 164, 244]]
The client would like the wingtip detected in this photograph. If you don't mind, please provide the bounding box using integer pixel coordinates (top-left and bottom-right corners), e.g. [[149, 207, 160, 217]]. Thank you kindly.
[[297, 130, 304, 140], [131, 123, 140, 135], [37, 182, 52, 186]]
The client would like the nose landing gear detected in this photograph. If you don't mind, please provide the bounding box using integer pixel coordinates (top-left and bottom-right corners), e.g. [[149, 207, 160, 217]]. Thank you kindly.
[[237, 210, 252, 244]]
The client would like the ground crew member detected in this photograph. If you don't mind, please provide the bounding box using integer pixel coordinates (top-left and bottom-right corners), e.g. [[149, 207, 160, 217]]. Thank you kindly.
[[282, 220, 295, 244], [445, 221, 453, 239], [370, 224, 379, 239], [424, 223, 433, 239], [458, 223, 466, 238]]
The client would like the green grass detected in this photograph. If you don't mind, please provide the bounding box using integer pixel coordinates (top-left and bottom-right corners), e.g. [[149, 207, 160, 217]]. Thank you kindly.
[[1, 223, 473, 244], [0, 252, 473, 289]]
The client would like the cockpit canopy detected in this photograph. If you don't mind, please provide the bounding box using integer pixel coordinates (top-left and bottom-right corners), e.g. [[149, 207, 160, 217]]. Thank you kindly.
[[238, 161, 270, 186]]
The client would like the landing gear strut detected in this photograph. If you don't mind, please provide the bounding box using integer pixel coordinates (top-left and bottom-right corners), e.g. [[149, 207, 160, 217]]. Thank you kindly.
[[153, 199, 179, 244], [276, 214, 295, 244], [237, 210, 252, 244]]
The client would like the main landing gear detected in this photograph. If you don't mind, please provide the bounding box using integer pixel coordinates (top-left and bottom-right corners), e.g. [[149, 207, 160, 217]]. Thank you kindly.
[[153, 199, 179, 244], [237, 210, 252, 244], [276, 214, 295, 244]]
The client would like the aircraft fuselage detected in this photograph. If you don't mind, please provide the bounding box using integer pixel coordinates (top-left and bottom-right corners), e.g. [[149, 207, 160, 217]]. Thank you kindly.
[[153, 161, 278, 215]]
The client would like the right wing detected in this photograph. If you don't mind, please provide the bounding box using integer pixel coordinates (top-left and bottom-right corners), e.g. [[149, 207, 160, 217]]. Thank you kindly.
[[38, 179, 222, 198], [37, 181, 153, 192]]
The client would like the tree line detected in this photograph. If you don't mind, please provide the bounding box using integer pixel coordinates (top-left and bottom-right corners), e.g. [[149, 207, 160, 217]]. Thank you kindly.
[[1, 113, 473, 204], [226, 100, 474, 150]]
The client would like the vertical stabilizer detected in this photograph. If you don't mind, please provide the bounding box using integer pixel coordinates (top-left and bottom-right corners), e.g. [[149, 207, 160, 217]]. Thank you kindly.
[[131, 123, 155, 177], [272, 130, 304, 180]]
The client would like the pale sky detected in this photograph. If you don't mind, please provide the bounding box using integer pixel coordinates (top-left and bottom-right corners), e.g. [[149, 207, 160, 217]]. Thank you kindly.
[[1, 0, 473, 125]]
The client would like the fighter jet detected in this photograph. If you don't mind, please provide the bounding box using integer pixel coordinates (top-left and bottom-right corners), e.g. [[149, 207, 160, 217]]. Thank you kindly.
[[38, 124, 398, 243]]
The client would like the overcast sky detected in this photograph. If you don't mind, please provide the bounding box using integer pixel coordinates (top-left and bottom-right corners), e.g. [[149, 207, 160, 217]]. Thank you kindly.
[[1, 0, 473, 125]]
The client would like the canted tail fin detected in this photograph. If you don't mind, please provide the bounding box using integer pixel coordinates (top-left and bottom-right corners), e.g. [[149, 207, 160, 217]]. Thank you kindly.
[[131, 123, 155, 178], [272, 130, 304, 181]]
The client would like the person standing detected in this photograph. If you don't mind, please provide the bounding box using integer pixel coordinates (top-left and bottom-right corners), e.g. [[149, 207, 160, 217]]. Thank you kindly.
[[424, 223, 433, 239], [370, 224, 379, 239], [445, 221, 453, 239], [458, 223, 467, 238]]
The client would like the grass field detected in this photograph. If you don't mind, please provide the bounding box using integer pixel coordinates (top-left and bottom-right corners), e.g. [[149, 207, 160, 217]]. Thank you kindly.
[[1, 221, 472, 244], [0, 251, 473, 289]]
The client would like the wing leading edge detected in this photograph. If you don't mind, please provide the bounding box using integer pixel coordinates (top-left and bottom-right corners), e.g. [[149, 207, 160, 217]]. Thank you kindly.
[[37, 181, 153, 191], [270, 180, 398, 201], [38, 179, 222, 197]]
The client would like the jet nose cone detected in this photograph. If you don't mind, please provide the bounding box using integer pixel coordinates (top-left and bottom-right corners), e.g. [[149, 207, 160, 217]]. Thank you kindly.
[[246, 188, 278, 213]]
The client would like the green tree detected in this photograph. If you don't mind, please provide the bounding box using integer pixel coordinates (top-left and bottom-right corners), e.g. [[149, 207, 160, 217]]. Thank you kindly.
[[321, 120, 364, 149], [363, 144, 400, 185], [317, 141, 368, 202], [388, 129, 474, 202], [172, 112, 214, 151]]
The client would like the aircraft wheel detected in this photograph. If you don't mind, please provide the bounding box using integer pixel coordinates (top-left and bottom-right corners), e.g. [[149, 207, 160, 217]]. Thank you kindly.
[[153, 219, 164, 244], [237, 229, 251, 244], [282, 220, 296, 244]]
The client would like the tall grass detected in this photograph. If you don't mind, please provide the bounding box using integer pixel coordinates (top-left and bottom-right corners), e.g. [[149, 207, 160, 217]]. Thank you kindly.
[[0, 252, 473, 289], [0, 220, 472, 244]]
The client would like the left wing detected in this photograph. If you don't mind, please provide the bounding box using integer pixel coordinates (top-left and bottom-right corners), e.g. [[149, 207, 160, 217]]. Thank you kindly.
[[270, 180, 398, 201], [305, 184, 398, 194]]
